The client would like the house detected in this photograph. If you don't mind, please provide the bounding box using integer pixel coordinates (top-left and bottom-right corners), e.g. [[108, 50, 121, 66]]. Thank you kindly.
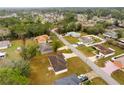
[[40, 43, 53, 54], [34, 35, 49, 44], [103, 31, 118, 39], [65, 32, 81, 38], [112, 54, 124, 68], [119, 38, 124, 43], [0, 52, 6, 58], [79, 36, 93, 45], [0, 40, 11, 50], [94, 44, 115, 58], [48, 53, 67, 75], [54, 74, 81, 85]]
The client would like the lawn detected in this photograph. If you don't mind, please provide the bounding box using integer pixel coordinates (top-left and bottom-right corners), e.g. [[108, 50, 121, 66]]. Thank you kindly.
[[111, 70, 124, 85], [3, 39, 36, 61], [64, 36, 79, 44], [29, 56, 92, 85], [96, 42, 124, 67], [77, 46, 95, 57], [90, 77, 107, 85]]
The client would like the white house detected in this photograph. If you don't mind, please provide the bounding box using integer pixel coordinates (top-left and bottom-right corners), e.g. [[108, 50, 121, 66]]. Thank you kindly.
[[65, 32, 81, 38], [0, 40, 11, 50]]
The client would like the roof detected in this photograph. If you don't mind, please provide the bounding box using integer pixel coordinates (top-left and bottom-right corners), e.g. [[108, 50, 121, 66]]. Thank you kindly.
[[54, 74, 81, 85], [104, 31, 118, 39], [94, 44, 114, 55], [0, 40, 10, 48], [80, 36, 93, 44], [0, 52, 6, 57], [66, 32, 81, 37], [48, 53, 67, 72], [40, 43, 53, 54], [34, 35, 49, 44]]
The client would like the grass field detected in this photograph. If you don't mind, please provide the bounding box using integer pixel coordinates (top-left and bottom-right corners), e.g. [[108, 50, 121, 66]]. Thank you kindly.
[[77, 46, 95, 57], [90, 77, 107, 85], [111, 70, 124, 85], [3, 39, 36, 61]]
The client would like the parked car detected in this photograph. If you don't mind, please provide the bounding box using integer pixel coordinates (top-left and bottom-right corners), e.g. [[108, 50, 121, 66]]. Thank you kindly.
[[78, 74, 88, 82]]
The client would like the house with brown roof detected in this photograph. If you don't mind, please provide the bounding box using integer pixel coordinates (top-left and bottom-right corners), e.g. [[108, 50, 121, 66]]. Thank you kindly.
[[34, 35, 49, 44], [48, 53, 68, 75], [94, 44, 115, 58]]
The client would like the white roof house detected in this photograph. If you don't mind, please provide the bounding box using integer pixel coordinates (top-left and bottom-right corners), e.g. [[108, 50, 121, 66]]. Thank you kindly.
[[0, 52, 6, 58], [103, 31, 118, 39], [65, 32, 81, 38], [0, 40, 11, 50]]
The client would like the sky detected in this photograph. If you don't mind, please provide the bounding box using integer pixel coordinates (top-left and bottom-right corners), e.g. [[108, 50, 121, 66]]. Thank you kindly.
[[0, 0, 124, 7]]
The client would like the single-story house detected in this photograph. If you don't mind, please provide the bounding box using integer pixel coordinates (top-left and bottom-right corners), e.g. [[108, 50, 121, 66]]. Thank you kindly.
[[54, 74, 81, 85], [94, 44, 115, 58], [112, 54, 124, 68], [0, 52, 6, 58], [48, 53, 68, 75], [40, 43, 53, 54], [0, 40, 11, 50], [103, 31, 118, 39], [79, 36, 93, 45], [119, 38, 124, 43], [34, 35, 49, 44], [65, 32, 81, 38]]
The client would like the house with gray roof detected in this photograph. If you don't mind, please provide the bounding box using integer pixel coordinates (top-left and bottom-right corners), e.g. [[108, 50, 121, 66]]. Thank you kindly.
[[40, 43, 53, 54], [48, 53, 67, 75], [54, 74, 81, 85], [103, 31, 118, 39]]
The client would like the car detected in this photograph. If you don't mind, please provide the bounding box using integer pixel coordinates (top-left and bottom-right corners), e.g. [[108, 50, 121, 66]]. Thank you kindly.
[[78, 74, 88, 82]]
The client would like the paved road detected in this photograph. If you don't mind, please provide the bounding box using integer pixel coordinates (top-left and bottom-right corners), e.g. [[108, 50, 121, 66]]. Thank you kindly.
[[52, 29, 119, 85]]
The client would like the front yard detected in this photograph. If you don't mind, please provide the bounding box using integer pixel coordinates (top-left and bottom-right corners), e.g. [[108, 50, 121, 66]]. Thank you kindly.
[[111, 70, 124, 85], [77, 46, 95, 57], [64, 36, 79, 44]]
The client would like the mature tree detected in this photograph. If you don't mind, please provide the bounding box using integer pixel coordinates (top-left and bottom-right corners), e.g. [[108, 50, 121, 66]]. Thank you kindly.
[[52, 40, 61, 52], [20, 44, 38, 61]]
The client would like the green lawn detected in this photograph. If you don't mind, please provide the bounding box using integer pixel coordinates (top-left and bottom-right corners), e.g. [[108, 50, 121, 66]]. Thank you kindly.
[[111, 70, 124, 85], [90, 77, 107, 85], [64, 36, 79, 44], [4, 39, 36, 61], [29, 56, 92, 85], [96, 42, 124, 67], [77, 46, 95, 57]]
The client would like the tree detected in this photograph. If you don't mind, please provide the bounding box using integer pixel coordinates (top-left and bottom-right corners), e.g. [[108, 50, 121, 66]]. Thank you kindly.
[[52, 40, 61, 52], [20, 44, 38, 61]]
